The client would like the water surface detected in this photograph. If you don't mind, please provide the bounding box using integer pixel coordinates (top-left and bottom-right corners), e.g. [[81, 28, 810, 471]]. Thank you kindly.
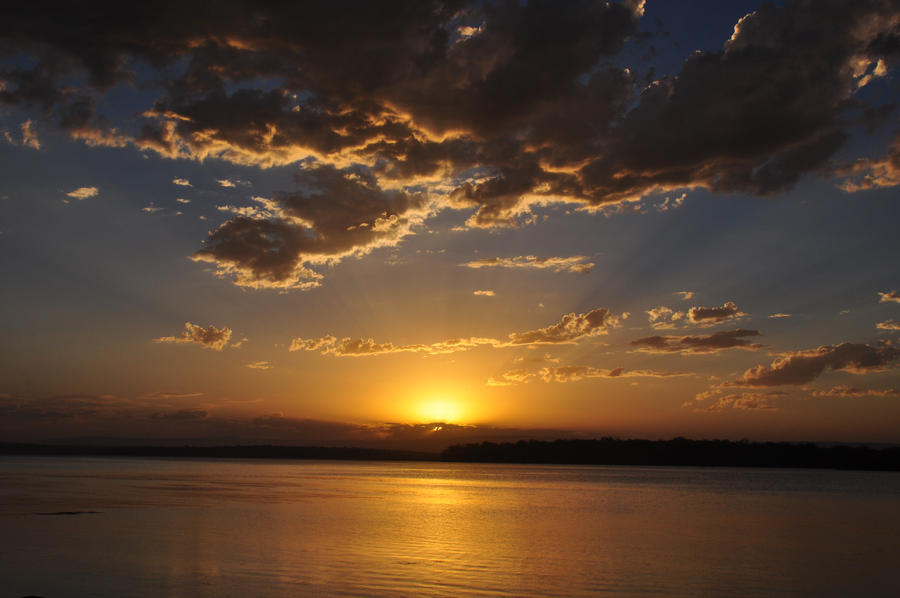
[[2, 457, 898, 597]]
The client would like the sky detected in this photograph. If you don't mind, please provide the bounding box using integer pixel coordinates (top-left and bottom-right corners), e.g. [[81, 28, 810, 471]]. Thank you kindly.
[[1, 0, 899, 448]]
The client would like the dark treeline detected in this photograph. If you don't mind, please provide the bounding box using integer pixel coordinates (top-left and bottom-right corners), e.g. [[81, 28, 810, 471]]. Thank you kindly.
[[0, 443, 437, 461], [3, 439, 900, 471], [440, 438, 900, 471]]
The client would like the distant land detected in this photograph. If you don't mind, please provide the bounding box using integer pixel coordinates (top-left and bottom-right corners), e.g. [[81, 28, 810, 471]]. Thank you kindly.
[[2, 438, 900, 471]]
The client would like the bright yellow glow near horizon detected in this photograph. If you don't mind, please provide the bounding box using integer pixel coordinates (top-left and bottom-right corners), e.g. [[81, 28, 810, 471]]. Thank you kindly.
[[416, 396, 466, 423]]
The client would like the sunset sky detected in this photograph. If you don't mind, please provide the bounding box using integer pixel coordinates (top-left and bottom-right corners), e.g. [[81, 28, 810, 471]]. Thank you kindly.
[[1, 0, 899, 447]]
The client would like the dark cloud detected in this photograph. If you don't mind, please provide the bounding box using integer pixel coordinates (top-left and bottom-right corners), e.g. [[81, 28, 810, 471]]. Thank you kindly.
[[735, 341, 900, 386], [687, 301, 744, 325], [630, 329, 763, 354], [0, 393, 112, 421], [193, 165, 427, 289], [4, 1, 900, 288], [154, 322, 233, 350], [0, 393, 579, 449], [579, 1, 900, 204]]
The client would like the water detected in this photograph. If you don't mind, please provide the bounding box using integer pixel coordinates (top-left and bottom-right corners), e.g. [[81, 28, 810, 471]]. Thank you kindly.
[[1, 457, 898, 597]]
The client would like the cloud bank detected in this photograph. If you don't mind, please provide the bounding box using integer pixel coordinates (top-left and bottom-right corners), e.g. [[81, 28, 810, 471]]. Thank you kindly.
[[4, 1, 900, 289], [734, 341, 900, 386]]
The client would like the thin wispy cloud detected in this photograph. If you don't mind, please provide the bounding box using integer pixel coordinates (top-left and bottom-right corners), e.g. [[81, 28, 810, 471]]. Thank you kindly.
[[66, 187, 98, 200], [462, 255, 595, 274], [291, 307, 623, 357]]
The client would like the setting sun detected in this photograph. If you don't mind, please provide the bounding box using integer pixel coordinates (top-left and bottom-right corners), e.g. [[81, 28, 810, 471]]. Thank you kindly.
[[417, 397, 466, 423]]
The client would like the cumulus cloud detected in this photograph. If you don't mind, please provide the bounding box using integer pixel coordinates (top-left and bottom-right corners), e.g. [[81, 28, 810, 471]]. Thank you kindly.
[[734, 341, 900, 386], [630, 329, 764, 354], [462, 255, 595, 274], [507, 307, 621, 345], [141, 202, 163, 214], [154, 322, 233, 350], [218, 179, 236, 187], [769, 313, 791, 319], [646, 305, 685, 329], [66, 186, 98, 200], [810, 385, 899, 398], [176, 198, 191, 204], [687, 301, 745, 325], [675, 291, 694, 301], [292, 306, 621, 357], [172, 178, 192, 187], [192, 166, 427, 290], [246, 361, 272, 370], [879, 290, 900, 304], [4, 1, 900, 289], [473, 290, 495, 297], [877, 319, 900, 331]]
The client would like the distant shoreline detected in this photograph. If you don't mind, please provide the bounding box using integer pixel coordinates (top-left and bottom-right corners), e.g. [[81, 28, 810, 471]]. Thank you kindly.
[[2, 438, 900, 471]]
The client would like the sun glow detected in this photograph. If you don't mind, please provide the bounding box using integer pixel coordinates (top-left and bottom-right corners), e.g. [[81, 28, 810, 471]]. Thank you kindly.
[[417, 396, 465, 423]]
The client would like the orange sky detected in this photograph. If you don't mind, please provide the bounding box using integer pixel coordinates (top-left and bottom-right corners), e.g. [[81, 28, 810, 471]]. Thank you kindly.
[[1, 0, 899, 447]]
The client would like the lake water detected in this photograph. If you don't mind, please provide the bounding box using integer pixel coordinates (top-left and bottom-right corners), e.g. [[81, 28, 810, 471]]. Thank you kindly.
[[1, 457, 898, 597]]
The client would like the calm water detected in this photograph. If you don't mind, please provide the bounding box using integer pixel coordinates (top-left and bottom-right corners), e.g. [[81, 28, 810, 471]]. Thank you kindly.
[[1, 457, 899, 597]]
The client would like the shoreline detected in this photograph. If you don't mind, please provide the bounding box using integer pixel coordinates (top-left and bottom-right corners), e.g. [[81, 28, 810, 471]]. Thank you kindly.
[[3, 438, 900, 471]]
